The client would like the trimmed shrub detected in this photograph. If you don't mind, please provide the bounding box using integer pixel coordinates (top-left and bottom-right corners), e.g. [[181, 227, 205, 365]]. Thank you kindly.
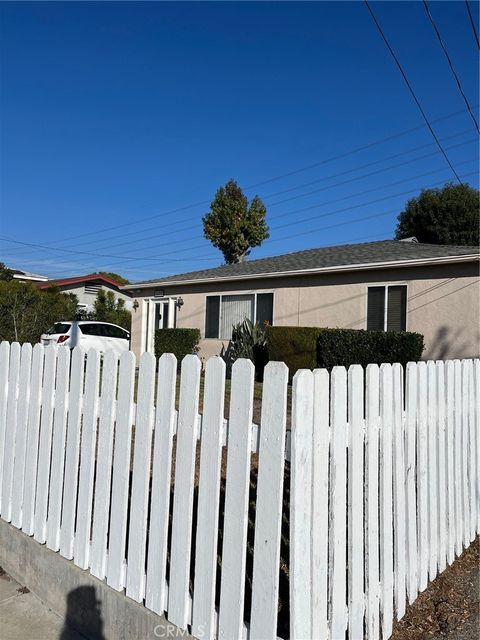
[[154, 328, 200, 362], [266, 326, 424, 378]]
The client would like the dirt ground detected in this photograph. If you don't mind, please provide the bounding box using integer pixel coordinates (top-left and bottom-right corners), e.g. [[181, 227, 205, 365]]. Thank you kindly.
[[391, 537, 479, 640]]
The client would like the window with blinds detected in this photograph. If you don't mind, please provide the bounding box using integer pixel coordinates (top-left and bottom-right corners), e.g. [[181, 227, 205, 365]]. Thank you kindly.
[[204, 292, 274, 339], [367, 285, 407, 331]]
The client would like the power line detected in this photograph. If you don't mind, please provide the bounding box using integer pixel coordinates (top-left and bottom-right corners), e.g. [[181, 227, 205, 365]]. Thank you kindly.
[[423, 1, 479, 132], [465, 0, 480, 48], [364, 0, 464, 184]]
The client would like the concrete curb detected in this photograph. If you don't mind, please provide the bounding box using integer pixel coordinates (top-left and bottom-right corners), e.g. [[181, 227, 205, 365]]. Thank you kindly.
[[0, 519, 191, 640]]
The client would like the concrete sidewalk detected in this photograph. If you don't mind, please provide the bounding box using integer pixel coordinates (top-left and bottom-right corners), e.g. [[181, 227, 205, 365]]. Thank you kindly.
[[0, 567, 85, 640]]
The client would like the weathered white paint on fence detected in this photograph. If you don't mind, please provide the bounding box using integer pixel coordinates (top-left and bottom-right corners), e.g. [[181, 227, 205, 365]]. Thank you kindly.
[[168, 355, 202, 629], [379, 363, 394, 639], [329, 366, 348, 640], [21, 344, 44, 537], [11, 343, 32, 528], [59, 346, 85, 559], [145, 353, 177, 615], [33, 345, 57, 543], [0, 340, 478, 640], [365, 364, 380, 640], [289, 369, 314, 640], [74, 349, 101, 569], [191, 357, 225, 639], [46, 347, 71, 551], [218, 358, 255, 640], [311, 368, 330, 639], [1, 341, 21, 521], [106, 350, 136, 591], [250, 361, 288, 640], [348, 365, 365, 638], [416, 361, 429, 590], [405, 362, 418, 603], [392, 363, 406, 621], [0, 341, 10, 507], [91, 350, 119, 580], [126, 351, 156, 602]]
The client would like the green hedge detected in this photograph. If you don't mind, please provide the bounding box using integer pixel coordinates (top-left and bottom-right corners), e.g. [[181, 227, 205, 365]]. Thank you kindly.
[[154, 328, 201, 362], [266, 326, 424, 378]]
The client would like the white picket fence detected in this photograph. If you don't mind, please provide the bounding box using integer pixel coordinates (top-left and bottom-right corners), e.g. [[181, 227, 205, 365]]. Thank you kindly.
[[0, 341, 478, 640]]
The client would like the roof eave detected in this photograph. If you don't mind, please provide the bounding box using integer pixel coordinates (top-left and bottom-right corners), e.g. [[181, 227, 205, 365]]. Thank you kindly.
[[122, 253, 479, 291]]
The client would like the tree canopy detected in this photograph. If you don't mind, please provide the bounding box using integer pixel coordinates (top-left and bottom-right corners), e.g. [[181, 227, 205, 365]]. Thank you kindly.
[[203, 179, 269, 264], [395, 183, 479, 246], [95, 271, 130, 285], [77, 290, 131, 330], [0, 262, 14, 281]]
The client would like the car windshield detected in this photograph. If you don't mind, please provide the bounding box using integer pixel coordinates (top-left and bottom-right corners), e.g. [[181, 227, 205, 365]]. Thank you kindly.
[[45, 323, 71, 335]]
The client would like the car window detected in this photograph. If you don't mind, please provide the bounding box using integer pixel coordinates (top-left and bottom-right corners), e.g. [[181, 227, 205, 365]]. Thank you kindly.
[[46, 323, 71, 335], [104, 325, 129, 339], [79, 323, 105, 337]]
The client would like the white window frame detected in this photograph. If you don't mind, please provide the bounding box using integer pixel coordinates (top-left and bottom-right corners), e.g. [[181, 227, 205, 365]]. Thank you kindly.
[[205, 290, 275, 340], [366, 283, 408, 331]]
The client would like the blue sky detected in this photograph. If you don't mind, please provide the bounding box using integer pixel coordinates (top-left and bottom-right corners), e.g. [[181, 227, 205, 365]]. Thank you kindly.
[[0, 1, 478, 282]]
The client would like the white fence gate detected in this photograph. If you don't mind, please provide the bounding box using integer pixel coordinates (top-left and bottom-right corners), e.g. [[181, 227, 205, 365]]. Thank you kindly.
[[0, 341, 478, 640]]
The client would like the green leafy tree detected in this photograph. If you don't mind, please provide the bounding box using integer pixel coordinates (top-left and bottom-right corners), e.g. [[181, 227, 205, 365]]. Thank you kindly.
[[0, 281, 78, 343], [92, 290, 131, 330], [203, 179, 269, 264], [0, 262, 14, 281], [395, 183, 479, 245], [95, 271, 130, 285]]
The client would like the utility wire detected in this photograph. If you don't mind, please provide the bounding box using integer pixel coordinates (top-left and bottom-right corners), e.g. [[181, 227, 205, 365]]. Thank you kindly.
[[364, 0, 464, 184], [465, 0, 480, 48], [423, 0, 479, 132]]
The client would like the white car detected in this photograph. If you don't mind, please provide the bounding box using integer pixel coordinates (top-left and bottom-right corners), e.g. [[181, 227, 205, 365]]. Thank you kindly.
[[41, 321, 130, 356]]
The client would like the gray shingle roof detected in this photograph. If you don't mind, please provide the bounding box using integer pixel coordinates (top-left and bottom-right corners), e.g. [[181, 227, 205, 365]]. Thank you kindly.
[[129, 239, 479, 287]]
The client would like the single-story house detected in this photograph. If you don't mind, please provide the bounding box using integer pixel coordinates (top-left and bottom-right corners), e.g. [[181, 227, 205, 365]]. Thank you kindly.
[[123, 239, 480, 362], [39, 273, 133, 312]]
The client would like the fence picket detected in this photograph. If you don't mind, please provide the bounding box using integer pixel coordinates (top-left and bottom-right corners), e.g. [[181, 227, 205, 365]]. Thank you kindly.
[[436, 361, 447, 572], [46, 347, 71, 551], [34, 345, 57, 543], [126, 351, 156, 602], [474, 359, 480, 534], [168, 355, 202, 628], [329, 366, 348, 640], [453, 360, 463, 556], [191, 357, 226, 639], [49, 354, 72, 538], [444, 361, 455, 566], [106, 350, 136, 591], [379, 363, 394, 639], [250, 361, 288, 640], [427, 361, 439, 580], [416, 361, 429, 589], [311, 368, 330, 640], [405, 363, 418, 603], [1, 342, 21, 521], [365, 364, 380, 640], [74, 349, 101, 569], [218, 359, 255, 640], [0, 342, 10, 504], [145, 353, 177, 614], [90, 350, 119, 579], [348, 365, 365, 637], [461, 360, 470, 548], [59, 346, 85, 559], [11, 343, 33, 528], [466, 360, 476, 542], [392, 363, 406, 620], [21, 344, 44, 537]]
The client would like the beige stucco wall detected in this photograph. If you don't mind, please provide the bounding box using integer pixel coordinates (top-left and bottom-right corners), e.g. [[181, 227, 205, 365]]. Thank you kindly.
[[128, 260, 480, 363]]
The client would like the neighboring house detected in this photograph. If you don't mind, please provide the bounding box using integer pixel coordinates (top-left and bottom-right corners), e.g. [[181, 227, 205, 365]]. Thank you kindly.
[[11, 269, 49, 283], [123, 239, 480, 362], [39, 273, 133, 312]]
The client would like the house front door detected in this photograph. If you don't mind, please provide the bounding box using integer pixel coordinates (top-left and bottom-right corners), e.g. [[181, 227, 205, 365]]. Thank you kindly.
[[145, 298, 177, 353]]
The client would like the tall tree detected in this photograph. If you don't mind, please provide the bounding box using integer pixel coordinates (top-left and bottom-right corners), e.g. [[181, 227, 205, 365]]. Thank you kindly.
[[395, 183, 479, 246], [203, 179, 269, 264]]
